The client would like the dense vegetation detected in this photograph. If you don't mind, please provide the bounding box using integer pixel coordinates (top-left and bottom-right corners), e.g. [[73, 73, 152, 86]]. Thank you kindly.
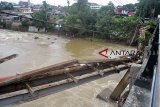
[[137, 0, 160, 18], [32, 1, 51, 30], [61, 0, 138, 42], [60, 0, 160, 43], [1, 0, 159, 44], [0, 1, 14, 10]]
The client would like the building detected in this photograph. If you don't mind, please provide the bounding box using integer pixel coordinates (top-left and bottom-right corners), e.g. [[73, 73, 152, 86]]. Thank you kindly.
[[19, 0, 32, 8], [88, 3, 102, 10], [19, 1, 28, 8], [32, 4, 41, 12], [0, 10, 21, 22], [114, 7, 135, 16], [12, 3, 21, 9], [19, 7, 33, 14]]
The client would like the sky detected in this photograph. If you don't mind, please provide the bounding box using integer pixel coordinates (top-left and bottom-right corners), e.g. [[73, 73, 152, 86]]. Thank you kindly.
[[0, 0, 138, 6]]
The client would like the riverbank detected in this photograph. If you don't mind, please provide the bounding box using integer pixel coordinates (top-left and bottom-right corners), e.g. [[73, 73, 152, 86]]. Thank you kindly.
[[0, 28, 137, 46]]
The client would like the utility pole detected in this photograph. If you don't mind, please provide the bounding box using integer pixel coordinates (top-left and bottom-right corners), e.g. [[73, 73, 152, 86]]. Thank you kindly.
[[44, 0, 48, 32], [28, 0, 30, 8], [152, 8, 155, 18], [67, 0, 70, 9]]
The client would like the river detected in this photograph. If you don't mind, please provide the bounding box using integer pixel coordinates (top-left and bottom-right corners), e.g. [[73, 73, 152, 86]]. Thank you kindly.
[[0, 29, 133, 107]]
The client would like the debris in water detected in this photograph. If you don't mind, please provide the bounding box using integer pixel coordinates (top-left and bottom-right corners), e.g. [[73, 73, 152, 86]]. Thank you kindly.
[[34, 37, 39, 39], [0, 54, 18, 64], [38, 42, 50, 46]]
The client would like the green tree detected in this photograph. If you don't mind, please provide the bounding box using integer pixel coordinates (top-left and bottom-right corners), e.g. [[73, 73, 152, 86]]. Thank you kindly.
[[32, 1, 51, 30], [22, 19, 30, 27], [95, 16, 113, 38], [62, 0, 138, 43], [137, 0, 160, 18], [77, 0, 88, 6], [62, 0, 97, 36], [94, 2, 116, 38], [123, 3, 136, 11], [0, 2, 14, 10], [99, 2, 115, 16]]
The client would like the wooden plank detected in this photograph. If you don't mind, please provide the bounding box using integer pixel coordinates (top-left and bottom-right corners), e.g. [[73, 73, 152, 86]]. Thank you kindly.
[[110, 64, 142, 101], [0, 54, 18, 64], [64, 72, 78, 83], [29, 64, 88, 80], [0, 59, 78, 87], [110, 64, 120, 73], [92, 67, 104, 76], [33, 64, 129, 92], [110, 67, 131, 101], [0, 89, 28, 100], [98, 70, 104, 76], [0, 64, 130, 100], [0, 57, 132, 87], [25, 83, 34, 95], [79, 56, 131, 64]]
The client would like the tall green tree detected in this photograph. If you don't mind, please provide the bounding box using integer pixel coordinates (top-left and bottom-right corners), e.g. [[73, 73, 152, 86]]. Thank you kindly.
[[62, 0, 97, 36], [77, 0, 88, 6], [123, 3, 136, 11], [95, 2, 115, 38], [62, 0, 138, 43], [137, 0, 160, 18], [32, 1, 51, 30], [98, 1, 115, 16]]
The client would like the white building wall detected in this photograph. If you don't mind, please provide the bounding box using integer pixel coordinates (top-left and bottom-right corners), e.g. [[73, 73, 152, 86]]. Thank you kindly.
[[28, 26, 38, 32], [28, 26, 46, 32], [90, 5, 101, 9]]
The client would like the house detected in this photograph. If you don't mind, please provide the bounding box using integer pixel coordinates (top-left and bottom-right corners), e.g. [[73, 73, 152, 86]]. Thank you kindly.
[[19, 7, 33, 14], [0, 10, 21, 22], [0, 15, 21, 22], [114, 7, 135, 16], [88, 3, 102, 10], [19, 1, 28, 8]]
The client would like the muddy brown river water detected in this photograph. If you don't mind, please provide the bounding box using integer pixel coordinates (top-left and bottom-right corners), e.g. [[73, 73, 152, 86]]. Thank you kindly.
[[0, 29, 134, 107]]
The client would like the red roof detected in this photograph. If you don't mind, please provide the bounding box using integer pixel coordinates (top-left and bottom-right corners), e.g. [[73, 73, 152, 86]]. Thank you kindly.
[[114, 8, 135, 16]]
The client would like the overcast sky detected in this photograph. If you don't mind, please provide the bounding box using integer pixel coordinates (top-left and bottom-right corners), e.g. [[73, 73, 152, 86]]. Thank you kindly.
[[0, 0, 138, 6]]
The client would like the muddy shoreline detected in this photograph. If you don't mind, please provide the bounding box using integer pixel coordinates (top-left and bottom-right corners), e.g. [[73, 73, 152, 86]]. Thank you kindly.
[[0, 28, 135, 46]]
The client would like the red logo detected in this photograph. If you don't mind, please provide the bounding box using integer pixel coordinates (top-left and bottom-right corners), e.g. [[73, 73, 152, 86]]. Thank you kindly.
[[99, 48, 110, 59]]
